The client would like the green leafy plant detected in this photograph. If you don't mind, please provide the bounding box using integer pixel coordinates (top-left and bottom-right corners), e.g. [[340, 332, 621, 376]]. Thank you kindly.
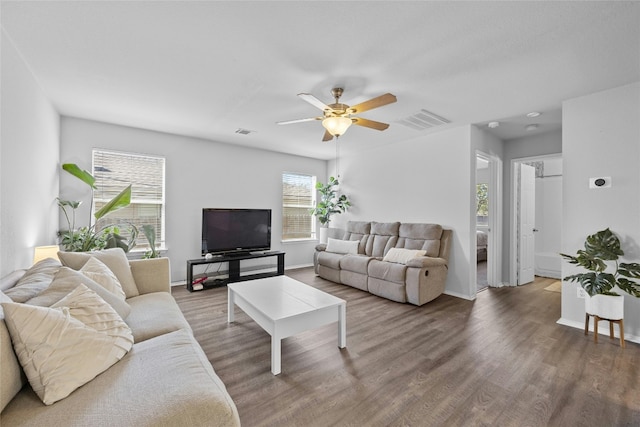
[[309, 176, 351, 226], [561, 228, 640, 297], [58, 163, 136, 252], [141, 224, 160, 259]]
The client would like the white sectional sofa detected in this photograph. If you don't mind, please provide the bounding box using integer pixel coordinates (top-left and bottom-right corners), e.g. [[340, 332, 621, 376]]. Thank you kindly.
[[0, 249, 240, 426]]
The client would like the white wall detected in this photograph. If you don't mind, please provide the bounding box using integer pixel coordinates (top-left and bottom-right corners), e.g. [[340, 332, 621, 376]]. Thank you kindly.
[[333, 125, 475, 299], [60, 117, 326, 282], [561, 82, 640, 342], [0, 32, 60, 276]]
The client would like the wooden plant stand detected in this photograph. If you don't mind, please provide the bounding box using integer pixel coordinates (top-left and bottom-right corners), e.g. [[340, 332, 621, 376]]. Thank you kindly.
[[585, 313, 625, 348]]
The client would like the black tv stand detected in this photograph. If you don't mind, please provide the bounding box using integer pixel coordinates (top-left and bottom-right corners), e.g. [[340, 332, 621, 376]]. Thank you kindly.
[[186, 251, 285, 292]]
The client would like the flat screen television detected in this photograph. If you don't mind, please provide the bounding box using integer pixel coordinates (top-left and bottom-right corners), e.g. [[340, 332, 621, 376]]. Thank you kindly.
[[202, 208, 272, 256]]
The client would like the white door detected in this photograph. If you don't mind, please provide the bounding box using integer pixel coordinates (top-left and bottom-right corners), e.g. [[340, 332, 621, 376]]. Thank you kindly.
[[518, 163, 535, 285]]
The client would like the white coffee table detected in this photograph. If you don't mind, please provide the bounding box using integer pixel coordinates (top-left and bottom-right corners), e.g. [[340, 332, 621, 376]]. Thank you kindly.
[[227, 275, 346, 375]]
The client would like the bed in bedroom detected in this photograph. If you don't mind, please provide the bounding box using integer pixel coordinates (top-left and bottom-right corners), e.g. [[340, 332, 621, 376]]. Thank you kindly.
[[477, 230, 488, 262]]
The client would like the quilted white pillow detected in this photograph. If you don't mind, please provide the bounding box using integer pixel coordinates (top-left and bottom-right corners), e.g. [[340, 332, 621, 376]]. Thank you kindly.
[[57, 248, 139, 298], [382, 248, 427, 264], [80, 257, 126, 300], [325, 238, 359, 255], [1, 284, 133, 405], [25, 267, 131, 320]]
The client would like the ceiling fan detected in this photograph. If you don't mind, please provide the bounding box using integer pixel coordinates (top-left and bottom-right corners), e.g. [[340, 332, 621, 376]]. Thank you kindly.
[[277, 88, 397, 141]]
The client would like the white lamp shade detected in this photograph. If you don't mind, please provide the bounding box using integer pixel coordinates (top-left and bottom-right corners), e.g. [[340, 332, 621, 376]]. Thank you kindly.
[[322, 116, 352, 137], [33, 245, 60, 265]]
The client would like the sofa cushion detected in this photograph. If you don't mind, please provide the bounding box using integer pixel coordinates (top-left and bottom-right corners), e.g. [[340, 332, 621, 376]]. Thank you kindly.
[[0, 290, 24, 413], [317, 251, 344, 270], [396, 223, 443, 257], [340, 254, 374, 274], [0, 329, 240, 426], [3, 258, 61, 303], [326, 238, 359, 255], [125, 292, 192, 342], [79, 257, 127, 300], [366, 222, 400, 257], [58, 248, 139, 298], [368, 259, 408, 284], [2, 285, 133, 405], [341, 221, 371, 254], [25, 267, 131, 320], [383, 248, 427, 265]]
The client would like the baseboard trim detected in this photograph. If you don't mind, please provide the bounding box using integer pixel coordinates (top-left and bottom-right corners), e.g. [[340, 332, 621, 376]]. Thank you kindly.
[[444, 290, 475, 301], [557, 317, 640, 344], [286, 263, 314, 270]]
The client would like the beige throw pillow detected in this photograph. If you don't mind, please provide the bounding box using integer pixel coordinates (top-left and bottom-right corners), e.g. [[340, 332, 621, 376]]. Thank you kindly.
[[25, 267, 131, 319], [1, 285, 133, 405], [3, 258, 61, 303], [382, 248, 427, 264], [57, 248, 139, 298], [80, 257, 126, 300], [326, 238, 360, 255]]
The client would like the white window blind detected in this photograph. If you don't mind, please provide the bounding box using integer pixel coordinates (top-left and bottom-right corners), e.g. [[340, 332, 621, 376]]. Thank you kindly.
[[282, 172, 315, 240], [93, 150, 166, 249]]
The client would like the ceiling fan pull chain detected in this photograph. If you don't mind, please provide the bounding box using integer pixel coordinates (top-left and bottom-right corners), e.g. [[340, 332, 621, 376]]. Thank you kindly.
[[336, 139, 340, 178]]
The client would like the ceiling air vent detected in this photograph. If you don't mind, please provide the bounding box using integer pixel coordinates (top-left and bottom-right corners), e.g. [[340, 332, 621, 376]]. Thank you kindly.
[[235, 128, 254, 135], [398, 109, 450, 131]]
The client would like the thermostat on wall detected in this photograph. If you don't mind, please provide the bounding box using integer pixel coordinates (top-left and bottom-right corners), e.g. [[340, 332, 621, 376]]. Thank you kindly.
[[589, 177, 611, 189]]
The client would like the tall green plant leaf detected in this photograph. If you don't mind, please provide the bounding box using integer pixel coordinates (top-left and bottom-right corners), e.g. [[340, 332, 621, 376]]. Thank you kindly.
[[617, 278, 640, 297], [62, 163, 96, 189], [618, 262, 640, 279], [584, 228, 623, 260], [141, 224, 159, 258], [560, 250, 607, 272], [563, 272, 616, 296], [94, 185, 132, 220]]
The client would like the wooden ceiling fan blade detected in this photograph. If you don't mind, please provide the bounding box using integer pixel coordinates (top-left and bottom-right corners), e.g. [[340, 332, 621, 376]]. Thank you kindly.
[[298, 93, 332, 112], [349, 93, 397, 114], [277, 117, 322, 125], [352, 117, 390, 131], [322, 130, 334, 141]]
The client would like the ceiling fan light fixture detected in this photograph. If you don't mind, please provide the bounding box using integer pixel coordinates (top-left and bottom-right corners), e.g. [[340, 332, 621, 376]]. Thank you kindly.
[[322, 116, 352, 137]]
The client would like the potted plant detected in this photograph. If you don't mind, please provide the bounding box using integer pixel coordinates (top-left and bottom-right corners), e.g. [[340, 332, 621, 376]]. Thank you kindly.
[[58, 163, 138, 252], [561, 228, 640, 325], [309, 176, 351, 243]]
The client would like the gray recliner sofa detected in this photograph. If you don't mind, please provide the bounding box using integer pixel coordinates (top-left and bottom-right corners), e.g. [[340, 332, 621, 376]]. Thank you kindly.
[[314, 221, 452, 306]]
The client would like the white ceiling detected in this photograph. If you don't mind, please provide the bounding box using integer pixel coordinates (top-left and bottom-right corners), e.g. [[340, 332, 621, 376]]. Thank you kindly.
[[2, 1, 639, 159]]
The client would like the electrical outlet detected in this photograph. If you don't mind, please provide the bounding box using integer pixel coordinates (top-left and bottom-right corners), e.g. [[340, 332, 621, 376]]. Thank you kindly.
[[576, 287, 586, 299]]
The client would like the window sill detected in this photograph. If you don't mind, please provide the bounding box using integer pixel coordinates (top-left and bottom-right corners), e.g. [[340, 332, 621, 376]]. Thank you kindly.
[[281, 238, 318, 244]]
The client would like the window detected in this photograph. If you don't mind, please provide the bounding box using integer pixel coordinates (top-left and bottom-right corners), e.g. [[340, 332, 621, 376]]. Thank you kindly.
[[282, 172, 316, 241], [476, 183, 489, 226], [93, 150, 166, 250]]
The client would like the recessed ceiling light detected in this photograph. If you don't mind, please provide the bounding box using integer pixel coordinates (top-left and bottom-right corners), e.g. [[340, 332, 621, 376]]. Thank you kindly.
[[526, 112, 541, 118], [525, 124, 539, 131], [487, 121, 500, 128]]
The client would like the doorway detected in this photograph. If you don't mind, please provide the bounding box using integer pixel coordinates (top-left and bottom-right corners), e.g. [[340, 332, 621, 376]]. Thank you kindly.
[[510, 155, 563, 285], [476, 152, 502, 292]]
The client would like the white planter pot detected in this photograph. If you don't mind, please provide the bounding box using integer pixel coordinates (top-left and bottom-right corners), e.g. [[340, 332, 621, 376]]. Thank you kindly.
[[318, 227, 329, 244], [585, 294, 624, 320]]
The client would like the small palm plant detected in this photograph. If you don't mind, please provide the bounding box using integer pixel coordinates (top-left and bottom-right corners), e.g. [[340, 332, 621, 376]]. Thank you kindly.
[[561, 228, 640, 297]]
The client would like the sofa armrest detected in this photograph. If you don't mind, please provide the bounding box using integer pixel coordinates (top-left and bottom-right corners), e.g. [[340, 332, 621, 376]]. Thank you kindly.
[[315, 243, 327, 252], [129, 258, 171, 295], [405, 257, 447, 268]]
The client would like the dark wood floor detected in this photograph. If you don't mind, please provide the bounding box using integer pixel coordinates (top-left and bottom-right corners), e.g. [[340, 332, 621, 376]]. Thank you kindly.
[[172, 268, 640, 427]]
